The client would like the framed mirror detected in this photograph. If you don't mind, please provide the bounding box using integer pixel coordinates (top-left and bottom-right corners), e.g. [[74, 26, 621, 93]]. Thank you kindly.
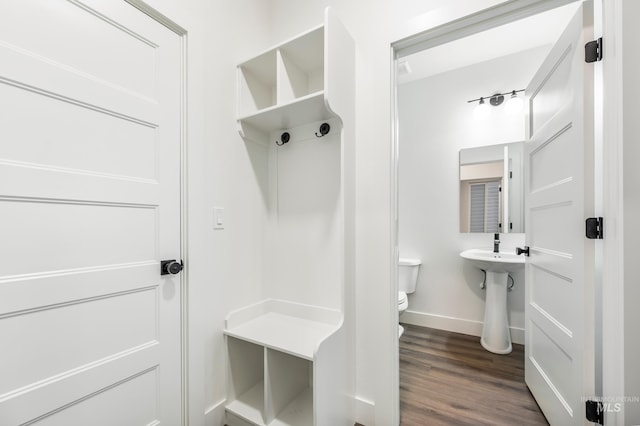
[[459, 141, 524, 233]]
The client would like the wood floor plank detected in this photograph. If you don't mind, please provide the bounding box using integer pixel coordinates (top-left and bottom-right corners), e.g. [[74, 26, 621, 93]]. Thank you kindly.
[[399, 324, 548, 426]]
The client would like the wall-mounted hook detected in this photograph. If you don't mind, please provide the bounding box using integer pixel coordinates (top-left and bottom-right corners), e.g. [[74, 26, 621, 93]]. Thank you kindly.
[[315, 123, 330, 138], [276, 132, 290, 146]]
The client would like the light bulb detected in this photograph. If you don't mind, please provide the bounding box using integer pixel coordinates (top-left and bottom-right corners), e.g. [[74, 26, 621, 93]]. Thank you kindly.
[[473, 98, 491, 120], [505, 91, 524, 114]]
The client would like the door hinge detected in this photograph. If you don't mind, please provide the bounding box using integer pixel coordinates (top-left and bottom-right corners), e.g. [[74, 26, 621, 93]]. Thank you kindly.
[[585, 37, 603, 63], [586, 217, 604, 239], [586, 400, 604, 424]]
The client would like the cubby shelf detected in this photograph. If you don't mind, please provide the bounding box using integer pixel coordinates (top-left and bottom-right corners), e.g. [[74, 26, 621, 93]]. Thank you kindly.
[[238, 91, 334, 135], [225, 311, 338, 361], [228, 5, 354, 426], [225, 300, 340, 426], [236, 6, 352, 144]]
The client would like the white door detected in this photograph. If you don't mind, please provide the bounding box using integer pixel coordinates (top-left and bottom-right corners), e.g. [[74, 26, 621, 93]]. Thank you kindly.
[[524, 2, 595, 425], [0, 1, 183, 424]]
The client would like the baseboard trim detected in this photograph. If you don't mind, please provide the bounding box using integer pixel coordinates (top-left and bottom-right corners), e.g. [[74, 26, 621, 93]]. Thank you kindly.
[[400, 310, 524, 345], [355, 395, 375, 426], [204, 398, 226, 426]]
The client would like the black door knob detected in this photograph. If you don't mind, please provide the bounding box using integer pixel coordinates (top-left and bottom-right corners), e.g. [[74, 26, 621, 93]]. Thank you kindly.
[[161, 259, 183, 275], [516, 246, 530, 257]]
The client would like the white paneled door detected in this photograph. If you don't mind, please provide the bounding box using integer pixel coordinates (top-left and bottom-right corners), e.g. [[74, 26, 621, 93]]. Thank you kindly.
[[0, 1, 183, 425], [524, 2, 595, 425]]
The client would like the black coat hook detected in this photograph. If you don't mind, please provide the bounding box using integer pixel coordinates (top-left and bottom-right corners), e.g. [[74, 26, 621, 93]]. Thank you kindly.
[[315, 123, 330, 138], [276, 132, 290, 146]]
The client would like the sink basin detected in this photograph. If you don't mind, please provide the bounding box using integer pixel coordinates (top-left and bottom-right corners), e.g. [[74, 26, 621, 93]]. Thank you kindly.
[[460, 248, 525, 354], [460, 248, 524, 273]]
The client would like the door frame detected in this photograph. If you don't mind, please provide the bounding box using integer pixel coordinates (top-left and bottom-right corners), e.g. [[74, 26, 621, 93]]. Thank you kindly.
[[120, 1, 190, 424], [389, 0, 619, 424]]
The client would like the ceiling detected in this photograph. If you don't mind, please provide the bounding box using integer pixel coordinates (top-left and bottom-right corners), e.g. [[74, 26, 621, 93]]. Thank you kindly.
[[398, 3, 581, 85]]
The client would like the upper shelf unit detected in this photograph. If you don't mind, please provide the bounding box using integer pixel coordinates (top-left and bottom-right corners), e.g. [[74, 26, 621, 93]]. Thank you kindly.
[[237, 8, 353, 143]]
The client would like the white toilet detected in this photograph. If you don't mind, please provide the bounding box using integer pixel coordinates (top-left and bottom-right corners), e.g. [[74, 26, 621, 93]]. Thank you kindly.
[[398, 258, 421, 337]]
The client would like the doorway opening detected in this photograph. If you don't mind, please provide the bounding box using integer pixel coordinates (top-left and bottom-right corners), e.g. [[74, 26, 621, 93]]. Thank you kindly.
[[390, 1, 602, 424]]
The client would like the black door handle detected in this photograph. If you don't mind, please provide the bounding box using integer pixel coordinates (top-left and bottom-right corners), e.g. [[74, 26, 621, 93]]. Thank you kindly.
[[161, 259, 183, 275], [516, 246, 530, 257]]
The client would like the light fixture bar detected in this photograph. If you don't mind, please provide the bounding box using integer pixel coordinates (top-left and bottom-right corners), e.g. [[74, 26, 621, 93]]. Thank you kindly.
[[467, 89, 525, 104]]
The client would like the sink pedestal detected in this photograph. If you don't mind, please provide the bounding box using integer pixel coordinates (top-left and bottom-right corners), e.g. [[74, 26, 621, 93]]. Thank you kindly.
[[481, 271, 512, 354], [459, 249, 523, 355]]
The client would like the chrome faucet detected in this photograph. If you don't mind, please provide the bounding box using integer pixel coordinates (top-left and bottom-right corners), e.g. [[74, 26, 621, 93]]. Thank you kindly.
[[493, 233, 500, 253]]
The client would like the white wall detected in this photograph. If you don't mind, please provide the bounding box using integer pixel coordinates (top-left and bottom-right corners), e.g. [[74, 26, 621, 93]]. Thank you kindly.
[[263, 127, 343, 310], [397, 47, 548, 341]]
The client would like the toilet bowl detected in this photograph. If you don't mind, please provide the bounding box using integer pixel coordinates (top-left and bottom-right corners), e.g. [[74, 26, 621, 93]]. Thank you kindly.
[[398, 291, 408, 312], [398, 258, 421, 337]]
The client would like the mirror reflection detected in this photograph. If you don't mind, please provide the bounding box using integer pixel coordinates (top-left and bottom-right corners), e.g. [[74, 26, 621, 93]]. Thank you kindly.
[[459, 141, 524, 233]]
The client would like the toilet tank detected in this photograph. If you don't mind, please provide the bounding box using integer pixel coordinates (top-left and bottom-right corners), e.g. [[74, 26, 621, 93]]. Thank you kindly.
[[399, 258, 421, 294]]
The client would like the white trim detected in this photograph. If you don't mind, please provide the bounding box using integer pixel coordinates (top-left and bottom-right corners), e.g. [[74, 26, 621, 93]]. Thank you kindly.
[[123, 0, 187, 35], [355, 395, 375, 426], [601, 0, 625, 424], [389, 45, 400, 426], [179, 32, 191, 426], [393, 0, 577, 58], [400, 310, 525, 345]]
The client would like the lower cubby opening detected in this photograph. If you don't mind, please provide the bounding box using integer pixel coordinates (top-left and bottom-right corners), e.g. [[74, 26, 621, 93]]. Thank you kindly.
[[226, 337, 265, 425], [225, 336, 314, 426], [265, 349, 313, 425]]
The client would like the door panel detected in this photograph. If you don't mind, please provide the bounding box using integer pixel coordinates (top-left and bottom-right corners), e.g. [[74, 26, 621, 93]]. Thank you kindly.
[[529, 125, 574, 190], [1, 289, 158, 394], [0, 0, 158, 98], [529, 47, 574, 135], [0, 83, 157, 180], [2, 201, 156, 276], [35, 369, 159, 426], [0, 1, 182, 424], [524, 2, 594, 425]]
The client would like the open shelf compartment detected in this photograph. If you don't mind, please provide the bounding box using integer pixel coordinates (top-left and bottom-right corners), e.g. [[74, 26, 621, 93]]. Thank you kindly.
[[277, 26, 324, 104], [226, 337, 266, 425], [236, 21, 331, 141], [238, 50, 277, 116], [224, 300, 339, 426], [265, 349, 313, 425]]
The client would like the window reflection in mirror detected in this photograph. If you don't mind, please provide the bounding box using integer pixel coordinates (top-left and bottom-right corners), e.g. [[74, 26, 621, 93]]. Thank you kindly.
[[459, 141, 524, 233]]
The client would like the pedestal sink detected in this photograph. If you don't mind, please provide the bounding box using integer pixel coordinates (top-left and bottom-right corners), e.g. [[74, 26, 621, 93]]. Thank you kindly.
[[460, 248, 525, 354]]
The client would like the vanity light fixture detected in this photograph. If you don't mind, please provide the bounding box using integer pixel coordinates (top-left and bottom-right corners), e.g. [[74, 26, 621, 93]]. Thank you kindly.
[[468, 89, 525, 119]]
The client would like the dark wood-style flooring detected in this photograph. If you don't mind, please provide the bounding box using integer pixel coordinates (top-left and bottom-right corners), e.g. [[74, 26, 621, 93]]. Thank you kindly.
[[398, 324, 548, 426]]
